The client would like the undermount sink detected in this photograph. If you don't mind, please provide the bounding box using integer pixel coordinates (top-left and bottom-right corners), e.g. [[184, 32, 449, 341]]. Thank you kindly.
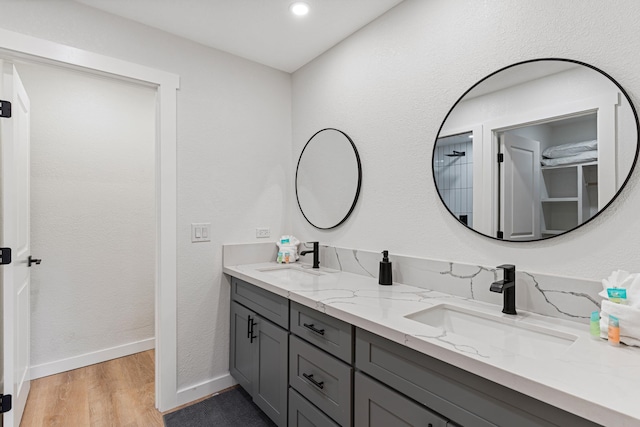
[[405, 304, 577, 359], [257, 265, 324, 280]]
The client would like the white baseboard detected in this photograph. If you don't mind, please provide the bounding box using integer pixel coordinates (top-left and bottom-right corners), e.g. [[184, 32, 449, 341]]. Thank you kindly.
[[176, 373, 237, 407], [30, 337, 156, 380]]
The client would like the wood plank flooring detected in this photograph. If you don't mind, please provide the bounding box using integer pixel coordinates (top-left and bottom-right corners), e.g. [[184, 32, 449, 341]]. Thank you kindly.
[[21, 350, 163, 427]]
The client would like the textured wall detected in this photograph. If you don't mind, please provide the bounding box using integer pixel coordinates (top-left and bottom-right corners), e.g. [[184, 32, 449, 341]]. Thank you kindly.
[[0, 1, 292, 390], [291, 0, 640, 281], [17, 62, 156, 367]]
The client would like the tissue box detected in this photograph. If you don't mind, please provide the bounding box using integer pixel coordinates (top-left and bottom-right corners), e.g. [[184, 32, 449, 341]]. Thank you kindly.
[[599, 300, 640, 347]]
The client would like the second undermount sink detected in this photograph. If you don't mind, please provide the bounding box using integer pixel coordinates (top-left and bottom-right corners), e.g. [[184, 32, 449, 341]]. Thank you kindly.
[[405, 304, 578, 359], [257, 264, 324, 280]]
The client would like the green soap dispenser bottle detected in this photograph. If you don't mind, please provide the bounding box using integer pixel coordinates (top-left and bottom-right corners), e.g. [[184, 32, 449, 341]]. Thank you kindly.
[[379, 250, 393, 286]]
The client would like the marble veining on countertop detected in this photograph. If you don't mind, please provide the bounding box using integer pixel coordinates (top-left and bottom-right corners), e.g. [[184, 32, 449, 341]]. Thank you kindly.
[[319, 246, 603, 322], [223, 260, 640, 427]]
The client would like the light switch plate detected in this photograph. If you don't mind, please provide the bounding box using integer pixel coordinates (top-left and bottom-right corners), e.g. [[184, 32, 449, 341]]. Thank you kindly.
[[191, 223, 211, 242], [256, 227, 271, 238]]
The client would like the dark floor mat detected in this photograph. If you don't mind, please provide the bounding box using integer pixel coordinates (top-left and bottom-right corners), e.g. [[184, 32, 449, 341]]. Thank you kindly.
[[163, 387, 277, 427]]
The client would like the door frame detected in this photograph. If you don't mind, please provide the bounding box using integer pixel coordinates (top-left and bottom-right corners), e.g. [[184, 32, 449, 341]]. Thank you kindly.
[[0, 28, 180, 411]]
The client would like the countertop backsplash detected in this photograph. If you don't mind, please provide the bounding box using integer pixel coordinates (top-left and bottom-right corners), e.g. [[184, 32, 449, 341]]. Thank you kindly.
[[318, 245, 602, 324]]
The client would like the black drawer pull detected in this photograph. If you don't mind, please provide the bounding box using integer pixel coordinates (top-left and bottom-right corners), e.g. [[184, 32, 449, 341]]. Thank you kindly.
[[247, 315, 252, 339], [302, 373, 324, 389], [303, 323, 325, 335]]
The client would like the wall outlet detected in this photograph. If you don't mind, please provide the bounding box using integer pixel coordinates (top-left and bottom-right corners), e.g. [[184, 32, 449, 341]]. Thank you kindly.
[[191, 223, 211, 242], [256, 227, 271, 238]]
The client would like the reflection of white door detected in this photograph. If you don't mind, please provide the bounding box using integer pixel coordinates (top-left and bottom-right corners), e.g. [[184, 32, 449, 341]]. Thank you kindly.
[[500, 133, 541, 241], [1, 62, 31, 427]]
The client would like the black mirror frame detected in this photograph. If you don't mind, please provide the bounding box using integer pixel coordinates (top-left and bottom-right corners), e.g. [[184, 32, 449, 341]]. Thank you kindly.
[[295, 128, 363, 230], [432, 58, 640, 242]]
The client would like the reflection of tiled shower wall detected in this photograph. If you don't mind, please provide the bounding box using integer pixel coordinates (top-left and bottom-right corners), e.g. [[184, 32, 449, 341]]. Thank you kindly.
[[433, 141, 473, 226]]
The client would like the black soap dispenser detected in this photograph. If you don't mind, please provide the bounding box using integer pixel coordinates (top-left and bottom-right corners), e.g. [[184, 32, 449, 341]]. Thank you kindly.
[[379, 250, 393, 286]]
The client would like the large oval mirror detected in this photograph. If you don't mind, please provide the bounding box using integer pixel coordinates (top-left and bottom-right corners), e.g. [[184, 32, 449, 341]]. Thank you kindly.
[[296, 128, 362, 229], [433, 59, 639, 241]]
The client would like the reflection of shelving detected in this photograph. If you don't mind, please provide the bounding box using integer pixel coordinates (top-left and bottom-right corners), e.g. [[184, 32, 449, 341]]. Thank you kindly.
[[541, 161, 598, 236]]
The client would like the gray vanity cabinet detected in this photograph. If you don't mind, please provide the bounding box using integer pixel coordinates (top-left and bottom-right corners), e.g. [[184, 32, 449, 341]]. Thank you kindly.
[[230, 278, 289, 427], [229, 276, 599, 427]]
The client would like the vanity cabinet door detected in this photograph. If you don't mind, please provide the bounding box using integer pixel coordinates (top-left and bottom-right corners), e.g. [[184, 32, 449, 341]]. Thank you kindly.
[[230, 301, 254, 392], [229, 300, 288, 427], [354, 371, 448, 427], [253, 314, 288, 427]]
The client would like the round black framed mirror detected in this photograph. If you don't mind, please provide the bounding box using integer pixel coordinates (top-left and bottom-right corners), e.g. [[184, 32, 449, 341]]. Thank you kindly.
[[296, 128, 362, 229], [433, 58, 639, 241]]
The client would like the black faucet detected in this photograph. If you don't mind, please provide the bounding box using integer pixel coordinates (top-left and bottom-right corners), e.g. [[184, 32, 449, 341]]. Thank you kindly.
[[300, 242, 320, 269], [490, 264, 517, 315]]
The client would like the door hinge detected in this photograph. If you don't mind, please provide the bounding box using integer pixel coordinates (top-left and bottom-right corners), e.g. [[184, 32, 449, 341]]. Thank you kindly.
[[0, 247, 11, 265], [0, 100, 11, 118], [497, 231, 504, 239], [0, 394, 12, 413], [497, 153, 504, 163]]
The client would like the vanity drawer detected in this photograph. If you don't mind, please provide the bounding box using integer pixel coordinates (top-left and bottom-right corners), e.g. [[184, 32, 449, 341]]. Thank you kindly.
[[355, 328, 597, 427], [290, 301, 353, 363], [290, 335, 352, 427], [289, 388, 340, 427], [231, 277, 289, 329], [354, 371, 449, 427]]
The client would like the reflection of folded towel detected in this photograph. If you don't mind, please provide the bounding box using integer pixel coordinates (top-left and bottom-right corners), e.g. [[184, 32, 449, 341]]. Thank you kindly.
[[600, 270, 640, 308], [541, 150, 598, 166], [542, 139, 597, 158], [600, 300, 640, 347]]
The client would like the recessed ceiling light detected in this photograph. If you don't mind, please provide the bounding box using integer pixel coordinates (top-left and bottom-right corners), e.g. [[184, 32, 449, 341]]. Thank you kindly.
[[290, 2, 310, 16]]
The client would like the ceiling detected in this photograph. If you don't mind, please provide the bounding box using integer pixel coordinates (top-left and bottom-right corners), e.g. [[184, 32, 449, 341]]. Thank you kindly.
[[74, 0, 405, 73]]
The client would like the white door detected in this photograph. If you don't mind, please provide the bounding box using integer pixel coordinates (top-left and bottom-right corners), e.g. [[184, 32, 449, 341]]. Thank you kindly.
[[500, 133, 541, 241], [1, 61, 32, 427]]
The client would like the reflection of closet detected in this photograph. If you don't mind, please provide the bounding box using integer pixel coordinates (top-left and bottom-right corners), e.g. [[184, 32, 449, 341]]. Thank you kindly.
[[506, 112, 599, 237], [541, 162, 598, 236]]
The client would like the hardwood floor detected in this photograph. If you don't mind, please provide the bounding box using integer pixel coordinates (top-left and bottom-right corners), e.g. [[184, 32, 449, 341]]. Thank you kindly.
[[21, 350, 163, 427]]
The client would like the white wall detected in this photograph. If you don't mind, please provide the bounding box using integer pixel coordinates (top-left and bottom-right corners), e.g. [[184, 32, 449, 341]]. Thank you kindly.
[[291, 0, 640, 280], [16, 62, 156, 372], [0, 1, 292, 393]]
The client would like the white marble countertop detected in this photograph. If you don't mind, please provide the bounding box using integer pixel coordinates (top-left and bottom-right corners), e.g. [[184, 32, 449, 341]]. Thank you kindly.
[[223, 261, 640, 427]]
